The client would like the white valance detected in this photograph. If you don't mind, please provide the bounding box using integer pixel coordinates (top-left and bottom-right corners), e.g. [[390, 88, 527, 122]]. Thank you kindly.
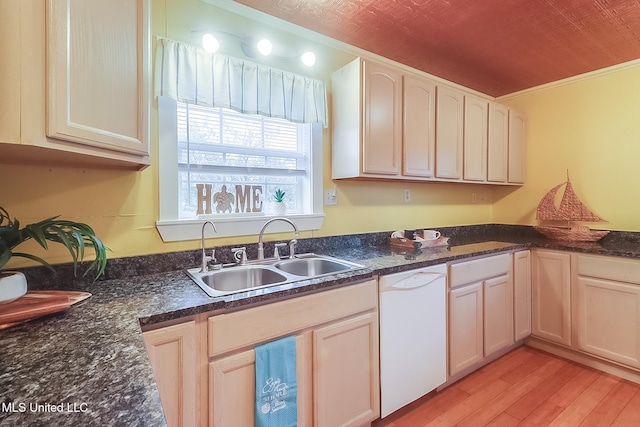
[[154, 37, 328, 127]]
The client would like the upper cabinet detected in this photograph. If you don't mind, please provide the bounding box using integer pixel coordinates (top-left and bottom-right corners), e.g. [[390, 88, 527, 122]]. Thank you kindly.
[[487, 102, 509, 182], [332, 58, 437, 180], [331, 57, 526, 185], [462, 94, 488, 182], [435, 86, 464, 180], [508, 110, 527, 184], [0, 0, 150, 170], [361, 60, 403, 176], [403, 74, 436, 178]]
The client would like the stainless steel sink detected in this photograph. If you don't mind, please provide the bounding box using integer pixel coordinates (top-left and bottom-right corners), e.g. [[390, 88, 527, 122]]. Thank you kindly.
[[195, 266, 287, 292], [187, 266, 287, 296], [275, 256, 358, 276], [186, 253, 365, 297]]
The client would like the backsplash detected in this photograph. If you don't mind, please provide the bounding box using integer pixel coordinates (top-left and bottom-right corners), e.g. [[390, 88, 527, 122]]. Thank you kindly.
[[20, 223, 638, 289]]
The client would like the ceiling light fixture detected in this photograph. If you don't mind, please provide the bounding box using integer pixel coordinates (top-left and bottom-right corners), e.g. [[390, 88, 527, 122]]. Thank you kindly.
[[301, 51, 316, 67], [256, 39, 273, 56], [195, 30, 316, 66], [201, 33, 220, 53]]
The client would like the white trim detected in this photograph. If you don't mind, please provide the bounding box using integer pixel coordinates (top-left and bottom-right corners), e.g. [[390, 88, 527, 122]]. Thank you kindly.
[[158, 96, 180, 221], [156, 213, 325, 242], [156, 96, 325, 242], [497, 58, 640, 101]]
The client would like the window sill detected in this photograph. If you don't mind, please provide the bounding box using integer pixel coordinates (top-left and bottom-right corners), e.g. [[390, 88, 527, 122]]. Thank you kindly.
[[156, 213, 325, 242]]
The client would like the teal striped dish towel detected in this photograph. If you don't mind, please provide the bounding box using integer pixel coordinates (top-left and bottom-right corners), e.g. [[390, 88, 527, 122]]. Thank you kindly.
[[255, 336, 298, 427]]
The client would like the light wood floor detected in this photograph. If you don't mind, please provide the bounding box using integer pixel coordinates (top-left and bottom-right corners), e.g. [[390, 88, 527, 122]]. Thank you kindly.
[[374, 346, 640, 427]]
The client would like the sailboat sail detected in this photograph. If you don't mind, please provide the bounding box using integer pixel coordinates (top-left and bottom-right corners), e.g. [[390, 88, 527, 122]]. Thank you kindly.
[[535, 183, 565, 221], [557, 180, 604, 222], [535, 175, 609, 242], [536, 179, 605, 223]]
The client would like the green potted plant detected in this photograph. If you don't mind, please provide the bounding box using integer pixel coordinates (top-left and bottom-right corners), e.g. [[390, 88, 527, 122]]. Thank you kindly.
[[273, 188, 287, 215], [0, 207, 108, 303]]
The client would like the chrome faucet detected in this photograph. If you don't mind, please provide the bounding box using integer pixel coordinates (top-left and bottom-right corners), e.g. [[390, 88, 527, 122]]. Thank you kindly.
[[288, 239, 298, 259], [200, 221, 218, 272], [257, 217, 299, 260]]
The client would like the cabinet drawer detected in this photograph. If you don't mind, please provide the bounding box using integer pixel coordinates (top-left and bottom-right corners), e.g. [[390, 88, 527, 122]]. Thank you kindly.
[[449, 253, 510, 288], [577, 254, 640, 285], [208, 280, 377, 357]]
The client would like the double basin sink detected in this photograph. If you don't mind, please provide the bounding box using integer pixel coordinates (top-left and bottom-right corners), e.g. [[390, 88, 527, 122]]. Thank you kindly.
[[186, 253, 366, 297]]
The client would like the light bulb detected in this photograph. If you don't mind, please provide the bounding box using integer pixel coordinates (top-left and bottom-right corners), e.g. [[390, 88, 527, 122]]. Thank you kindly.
[[202, 33, 219, 53], [256, 39, 272, 56], [301, 51, 316, 67]]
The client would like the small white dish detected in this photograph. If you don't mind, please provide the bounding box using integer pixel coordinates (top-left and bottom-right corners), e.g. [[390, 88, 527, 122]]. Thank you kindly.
[[0, 271, 28, 304]]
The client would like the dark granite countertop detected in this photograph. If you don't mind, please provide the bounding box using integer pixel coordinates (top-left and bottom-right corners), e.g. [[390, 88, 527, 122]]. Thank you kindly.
[[2, 224, 640, 426]]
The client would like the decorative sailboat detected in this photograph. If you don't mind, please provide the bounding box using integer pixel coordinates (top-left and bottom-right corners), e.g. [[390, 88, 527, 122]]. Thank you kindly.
[[535, 174, 609, 242]]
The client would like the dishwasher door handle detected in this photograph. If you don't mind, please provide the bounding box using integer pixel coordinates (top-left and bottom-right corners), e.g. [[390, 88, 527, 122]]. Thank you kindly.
[[381, 271, 445, 291]]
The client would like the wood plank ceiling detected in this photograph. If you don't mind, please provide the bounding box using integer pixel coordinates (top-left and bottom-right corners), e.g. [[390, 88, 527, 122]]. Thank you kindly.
[[233, 0, 640, 97]]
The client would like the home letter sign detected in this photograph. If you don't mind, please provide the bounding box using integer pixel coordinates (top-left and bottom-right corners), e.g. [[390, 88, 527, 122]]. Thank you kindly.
[[196, 184, 263, 215]]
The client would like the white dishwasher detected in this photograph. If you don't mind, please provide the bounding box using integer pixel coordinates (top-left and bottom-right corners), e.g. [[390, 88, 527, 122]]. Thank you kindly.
[[379, 263, 447, 418]]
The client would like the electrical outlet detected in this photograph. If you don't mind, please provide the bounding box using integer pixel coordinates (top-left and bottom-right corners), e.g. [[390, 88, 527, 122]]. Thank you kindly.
[[324, 189, 337, 206], [472, 192, 477, 204], [404, 189, 411, 203]]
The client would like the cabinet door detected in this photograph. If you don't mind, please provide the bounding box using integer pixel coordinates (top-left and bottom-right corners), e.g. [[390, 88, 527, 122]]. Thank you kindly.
[[209, 335, 310, 427], [46, 0, 150, 156], [0, 1, 20, 143], [484, 274, 514, 357], [487, 102, 509, 183], [435, 85, 464, 179], [403, 74, 436, 178], [143, 321, 197, 427], [513, 250, 532, 340], [577, 276, 640, 368], [449, 282, 483, 375], [209, 349, 255, 427], [508, 110, 526, 183], [313, 312, 379, 427], [463, 95, 488, 182], [362, 61, 402, 175], [532, 251, 572, 346]]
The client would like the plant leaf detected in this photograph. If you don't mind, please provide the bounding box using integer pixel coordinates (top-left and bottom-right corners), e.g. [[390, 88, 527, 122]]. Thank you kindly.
[[0, 207, 109, 281], [11, 252, 55, 272]]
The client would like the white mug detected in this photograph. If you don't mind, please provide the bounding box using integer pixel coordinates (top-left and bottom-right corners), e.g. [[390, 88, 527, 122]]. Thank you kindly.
[[391, 230, 405, 239], [423, 230, 441, 240]]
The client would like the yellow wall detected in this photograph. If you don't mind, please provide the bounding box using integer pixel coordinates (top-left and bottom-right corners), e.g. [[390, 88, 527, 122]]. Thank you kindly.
[[494, 62, 640, 231]]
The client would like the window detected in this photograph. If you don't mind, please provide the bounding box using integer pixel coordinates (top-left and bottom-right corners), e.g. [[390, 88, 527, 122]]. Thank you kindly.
[[156, 96, 324, 242], [154, 39, 328, 241], [176, 102, 311, 218]]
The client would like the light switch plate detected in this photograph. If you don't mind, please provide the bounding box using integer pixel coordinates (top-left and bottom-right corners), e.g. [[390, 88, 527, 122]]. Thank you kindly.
[[404, 189, 411, 203], [324, 189, 337, 206]]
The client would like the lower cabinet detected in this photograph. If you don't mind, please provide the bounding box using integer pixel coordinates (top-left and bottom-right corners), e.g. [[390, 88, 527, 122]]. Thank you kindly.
[[513, 250, 532, 340], [449, 282, 483, 374], [145, 279, 379, 427], [313, 313, 379, 427], [209, 335, 312, 427], [531, 250, 572, 346], [448, 253, 513, 377], [575, 254, 640, 369], [484, 274, 515, 356], [576, 276, 640, 368], [530, 250, 640, 381], [143, 321, 197, 427], [207, 279, 379, 427]]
